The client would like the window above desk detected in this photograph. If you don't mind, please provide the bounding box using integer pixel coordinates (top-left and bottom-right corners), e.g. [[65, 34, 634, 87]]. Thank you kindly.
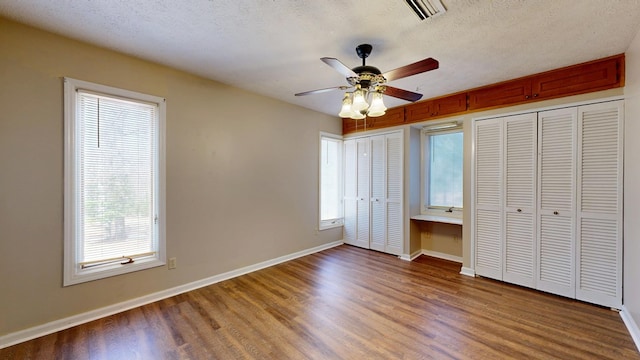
[[421, 120, 463, 214]]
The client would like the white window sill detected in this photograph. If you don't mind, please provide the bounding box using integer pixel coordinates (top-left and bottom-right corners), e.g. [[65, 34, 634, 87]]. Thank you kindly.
[[319, 220, 344, 231]]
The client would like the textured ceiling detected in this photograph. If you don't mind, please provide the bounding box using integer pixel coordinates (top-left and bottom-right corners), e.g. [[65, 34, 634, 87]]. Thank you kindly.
[[2, 0, 640, 117]]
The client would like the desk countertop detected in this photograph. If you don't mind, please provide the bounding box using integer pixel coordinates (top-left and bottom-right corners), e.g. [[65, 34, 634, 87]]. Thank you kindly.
[[410, 214, 463, 225]]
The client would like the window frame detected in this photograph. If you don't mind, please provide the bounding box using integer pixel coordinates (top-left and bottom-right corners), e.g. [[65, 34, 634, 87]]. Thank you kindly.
[[63, 77, 166, 286], [421, 123, 464, 214], [319, 132, 344, 230]]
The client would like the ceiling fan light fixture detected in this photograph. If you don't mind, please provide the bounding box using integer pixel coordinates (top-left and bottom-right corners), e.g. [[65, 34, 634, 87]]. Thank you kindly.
[[367, 91, 387, 117], [338, 93, 354, 118], [351, 88, 369, 112], [351, 110, 366, 120]]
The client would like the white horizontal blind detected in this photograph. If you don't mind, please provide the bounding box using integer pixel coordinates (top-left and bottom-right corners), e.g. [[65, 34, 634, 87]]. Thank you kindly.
[[343, 139, 357, 245], [320, 135, 343, 228], [77, 91, 157, 264]]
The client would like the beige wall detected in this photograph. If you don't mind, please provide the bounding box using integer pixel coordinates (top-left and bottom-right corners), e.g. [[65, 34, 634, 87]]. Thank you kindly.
[[419, 222, 462, 258], [0, 18, 342, 336], [624, 29, 640, 327]]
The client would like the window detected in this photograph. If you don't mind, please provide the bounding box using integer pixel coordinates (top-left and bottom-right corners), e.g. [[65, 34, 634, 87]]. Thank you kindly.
[[422, 125, 463, 212], [319, 133, 343, 229], [64, 78, 166, 286]]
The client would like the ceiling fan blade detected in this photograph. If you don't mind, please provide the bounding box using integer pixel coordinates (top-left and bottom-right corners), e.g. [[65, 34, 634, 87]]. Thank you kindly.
[[295, 85, 351, 96], [382, 57, 439, 81], [384, 86, 423, 102], [321, 57, 358, 78]]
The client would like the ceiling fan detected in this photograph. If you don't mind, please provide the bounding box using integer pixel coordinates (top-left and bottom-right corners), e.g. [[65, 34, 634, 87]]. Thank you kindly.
[[295, 44, 439, 119]]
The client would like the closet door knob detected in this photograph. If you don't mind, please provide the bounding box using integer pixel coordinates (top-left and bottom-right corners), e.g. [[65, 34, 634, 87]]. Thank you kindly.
[[553, 211, 559, 215], [517, 209, 522, 212]]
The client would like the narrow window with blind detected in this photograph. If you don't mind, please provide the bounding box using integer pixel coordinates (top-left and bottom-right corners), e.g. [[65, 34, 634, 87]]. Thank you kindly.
[[63, 78, 166, 286], [319, 133, 344, 230]]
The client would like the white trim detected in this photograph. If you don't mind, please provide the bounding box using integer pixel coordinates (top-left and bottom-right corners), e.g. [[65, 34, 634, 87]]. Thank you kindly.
[[422, 250, 463, 263], [459, 267, 476, 277], [416, 250, 475, 277], [399, 249, 423, 261], [319, 132, 344, 231], [63, 77, 167, 286], [620, 305, 640, 352], [343, 127, 404, 140], [0, 240, 344, 350], [469, 115, 476, 272], [420, 127, 464, 213]]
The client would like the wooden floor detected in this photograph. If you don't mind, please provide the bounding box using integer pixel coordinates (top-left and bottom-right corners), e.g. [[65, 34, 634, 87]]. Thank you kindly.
[[1, 245, 638, 359]]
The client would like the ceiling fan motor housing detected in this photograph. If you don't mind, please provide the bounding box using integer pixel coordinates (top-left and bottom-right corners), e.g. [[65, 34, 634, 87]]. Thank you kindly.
[[348, 69, 385, 89], [351, 44, 386, 89], [355, 44, 373, 60]]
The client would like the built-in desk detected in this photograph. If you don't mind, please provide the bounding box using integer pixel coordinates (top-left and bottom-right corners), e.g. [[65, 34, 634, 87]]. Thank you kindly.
[[410, 214, 463, 225], [410, 214, 463, 263]]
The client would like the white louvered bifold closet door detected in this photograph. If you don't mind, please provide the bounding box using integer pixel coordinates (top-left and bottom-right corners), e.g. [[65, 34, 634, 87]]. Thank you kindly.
[[576, 101, 623, 308], [536, 108, 577, 298], [369, 135, 386, 252], [355, 138, 371, 248], [384, 132, 403, 255], [474, 118, 503, 280], [503, 113, 537, 288], [343, 139, 358, 246]]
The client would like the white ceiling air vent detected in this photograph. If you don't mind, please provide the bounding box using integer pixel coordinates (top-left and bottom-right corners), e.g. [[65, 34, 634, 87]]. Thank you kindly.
[[404, 0, 447, 20]]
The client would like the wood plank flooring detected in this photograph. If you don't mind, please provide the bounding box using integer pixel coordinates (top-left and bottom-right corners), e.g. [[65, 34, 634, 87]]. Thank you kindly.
[[1, 244, 638, 359]]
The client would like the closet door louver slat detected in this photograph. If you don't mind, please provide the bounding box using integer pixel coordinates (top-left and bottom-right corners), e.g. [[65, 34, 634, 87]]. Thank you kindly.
[[576, 101, 623, 308], [503, 114, 537, 288], [474, 119, 503, 280], [536, 108, 576, 298], [473, 99, 623, 308], [370, 135, 386, 252], [343, 130, 404, 255], [356, 139, 371, 248], [385, 132, 403, 255]]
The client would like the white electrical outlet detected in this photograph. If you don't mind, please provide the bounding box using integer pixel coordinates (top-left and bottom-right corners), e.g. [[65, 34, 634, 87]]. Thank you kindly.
[[168, 257, 177, 269]]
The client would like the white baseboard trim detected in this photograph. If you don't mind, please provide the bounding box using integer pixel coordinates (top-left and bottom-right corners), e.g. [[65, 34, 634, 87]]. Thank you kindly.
[[421, 250, 462, 264], [459, 267, 476, 277], [399, 249, 422, 261], [620, 305, 640, 352], [0, 240, 344, 350]]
